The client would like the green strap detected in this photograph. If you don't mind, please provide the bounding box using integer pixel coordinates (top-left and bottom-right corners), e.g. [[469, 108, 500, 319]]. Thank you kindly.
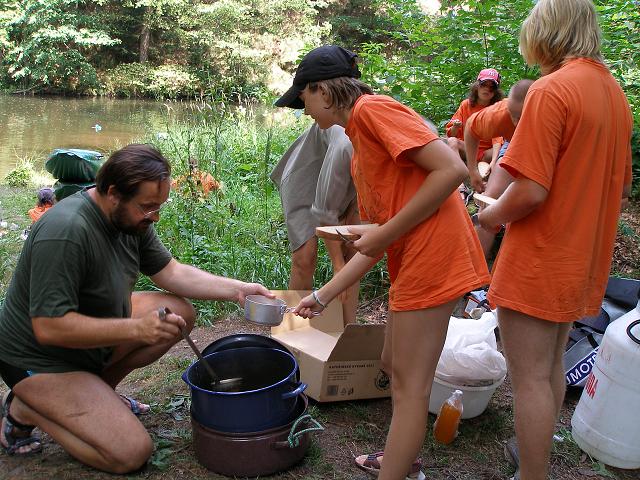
[[287, 414, 324, 448]]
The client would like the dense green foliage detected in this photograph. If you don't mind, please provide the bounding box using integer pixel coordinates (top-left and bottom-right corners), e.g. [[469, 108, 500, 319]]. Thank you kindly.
[[0, 187, 33, 300], [0, 0, 334, 99], [142, 108, 388, 317], [358, 0, 639, 125], [357, 0, 640, 194], [1, 0, 638, 126], [2, 0, 118, 93], [3, 163, 31, 186]]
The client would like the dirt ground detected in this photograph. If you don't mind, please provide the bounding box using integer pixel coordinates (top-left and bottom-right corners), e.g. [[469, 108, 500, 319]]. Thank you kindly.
[[1, 205, 639, 479], [2, 309, 640, 480]]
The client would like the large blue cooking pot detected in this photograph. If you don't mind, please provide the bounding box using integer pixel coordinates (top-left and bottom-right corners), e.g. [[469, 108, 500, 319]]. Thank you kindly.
[[182, 347, 307, 433]]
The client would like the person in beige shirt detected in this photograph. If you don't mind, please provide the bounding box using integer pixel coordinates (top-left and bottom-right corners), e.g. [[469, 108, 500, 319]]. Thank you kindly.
[[271, 123, 359, 325]]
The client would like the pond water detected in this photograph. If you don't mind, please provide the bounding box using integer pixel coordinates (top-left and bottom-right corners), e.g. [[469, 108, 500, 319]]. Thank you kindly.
[[0, 94, 195, 180]]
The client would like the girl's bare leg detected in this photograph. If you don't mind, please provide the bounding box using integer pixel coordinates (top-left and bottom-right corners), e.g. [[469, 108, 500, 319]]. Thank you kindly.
[[378, 299, 457, 480]]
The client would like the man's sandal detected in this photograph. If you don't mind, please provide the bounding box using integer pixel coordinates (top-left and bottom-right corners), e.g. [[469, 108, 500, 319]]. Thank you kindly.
[[119, 394, 151, 416], [355, 451, 425, 479], [1, 391, 42, 456]]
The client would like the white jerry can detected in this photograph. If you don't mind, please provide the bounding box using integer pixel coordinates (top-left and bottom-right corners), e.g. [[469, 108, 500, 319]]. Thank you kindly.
[[571, 299, 640, 469]]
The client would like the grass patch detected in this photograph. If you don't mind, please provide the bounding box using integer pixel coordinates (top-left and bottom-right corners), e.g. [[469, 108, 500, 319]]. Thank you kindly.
[[127, 355, 192, 400], [302, 439, 335, 477], [0, 187, 35, 301], [618, 219, 638, 238]]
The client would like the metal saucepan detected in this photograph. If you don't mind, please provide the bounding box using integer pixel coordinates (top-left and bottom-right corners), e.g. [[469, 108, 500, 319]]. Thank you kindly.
[[183, 347, 307, 433], [244, 295, 319, 326], [159, 307, 242, 391], [191, 393, 323, 477]]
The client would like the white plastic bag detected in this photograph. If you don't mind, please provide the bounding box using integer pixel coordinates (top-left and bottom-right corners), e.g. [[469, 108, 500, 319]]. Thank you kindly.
[[436, 311, 507, 383]]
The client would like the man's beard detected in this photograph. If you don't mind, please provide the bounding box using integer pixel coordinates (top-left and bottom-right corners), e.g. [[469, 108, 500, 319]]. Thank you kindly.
[[111, 203, 153, 236]]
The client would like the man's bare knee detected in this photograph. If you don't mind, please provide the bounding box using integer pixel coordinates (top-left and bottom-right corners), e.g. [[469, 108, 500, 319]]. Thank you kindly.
[[103, 430, 153, 474], [171, 297, 196, 332], [292, 256, 316, 276], [291, 241, 317, 278]]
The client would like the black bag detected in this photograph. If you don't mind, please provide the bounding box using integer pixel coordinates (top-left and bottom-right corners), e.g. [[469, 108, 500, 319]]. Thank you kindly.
[[564, 277, 640, 387]]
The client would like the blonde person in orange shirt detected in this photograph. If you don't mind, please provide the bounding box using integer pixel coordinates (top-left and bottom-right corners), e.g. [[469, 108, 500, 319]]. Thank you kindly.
[[464, 79, 534, 256], [474, 1, 633, 479], [445, 68, 504, 164], [276, 46, 490, 480]]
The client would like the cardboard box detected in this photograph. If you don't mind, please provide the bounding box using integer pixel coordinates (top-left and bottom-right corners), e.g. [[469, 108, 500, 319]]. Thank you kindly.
[[271, 290, 390, 402]]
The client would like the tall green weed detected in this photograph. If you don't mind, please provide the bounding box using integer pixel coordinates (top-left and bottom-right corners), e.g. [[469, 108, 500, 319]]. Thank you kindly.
[[141, 106, 388, 321]]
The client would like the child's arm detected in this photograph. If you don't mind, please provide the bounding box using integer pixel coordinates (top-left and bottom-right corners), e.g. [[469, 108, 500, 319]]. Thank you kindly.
[[488, 139, 502, 172], [464, 119, 484, 192], [445, 102, 465, 138], [476, 176, 548, 230], [293, 251, 378, 317], [352, 139, 468, 259]]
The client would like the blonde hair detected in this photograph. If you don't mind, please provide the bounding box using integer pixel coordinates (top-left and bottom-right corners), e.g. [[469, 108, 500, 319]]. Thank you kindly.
[[520, 0, 603, 71]]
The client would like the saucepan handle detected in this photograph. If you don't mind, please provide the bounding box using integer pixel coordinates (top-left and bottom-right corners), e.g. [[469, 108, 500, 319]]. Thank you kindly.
[[281, 382, 307, 400]]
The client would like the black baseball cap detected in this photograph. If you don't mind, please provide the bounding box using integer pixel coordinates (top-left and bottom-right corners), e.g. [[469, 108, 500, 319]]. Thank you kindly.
[[275, 45, 361, 109]]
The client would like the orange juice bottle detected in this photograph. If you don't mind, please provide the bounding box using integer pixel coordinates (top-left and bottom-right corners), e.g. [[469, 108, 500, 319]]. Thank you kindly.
[[433, 389, 463, 444]]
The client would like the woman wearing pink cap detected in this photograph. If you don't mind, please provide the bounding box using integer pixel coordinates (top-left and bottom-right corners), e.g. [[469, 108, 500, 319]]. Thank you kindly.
[[446, 68, 505, 186]]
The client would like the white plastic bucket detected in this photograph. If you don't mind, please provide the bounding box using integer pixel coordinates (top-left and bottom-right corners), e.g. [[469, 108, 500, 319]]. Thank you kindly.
[[429, 374, 505, 419], [571, 299, 640, 469]]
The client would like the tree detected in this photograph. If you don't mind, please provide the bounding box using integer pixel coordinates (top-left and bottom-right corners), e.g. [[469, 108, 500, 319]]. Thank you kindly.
[[359, 0, 534, 124], [3, 0, 119, 93], [359, 0, 639, 128]]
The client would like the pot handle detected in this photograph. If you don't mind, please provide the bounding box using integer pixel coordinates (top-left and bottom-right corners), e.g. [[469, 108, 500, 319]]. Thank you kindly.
[[281, 382, 307, 400], [272, 414, 324, 450]]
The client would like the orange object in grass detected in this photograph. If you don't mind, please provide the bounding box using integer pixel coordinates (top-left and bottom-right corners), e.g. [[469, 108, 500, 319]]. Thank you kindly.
[[433, 389, 463, 444]]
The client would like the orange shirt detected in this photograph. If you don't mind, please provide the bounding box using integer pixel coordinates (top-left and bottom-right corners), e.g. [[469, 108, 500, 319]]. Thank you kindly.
[[446, 99, 497, 158], [488, 58, 633, 322], [28, 204, 53, 223], [346, 95, 490, 311], [468, 99, 515, 142], [171, 171, 220, 195]]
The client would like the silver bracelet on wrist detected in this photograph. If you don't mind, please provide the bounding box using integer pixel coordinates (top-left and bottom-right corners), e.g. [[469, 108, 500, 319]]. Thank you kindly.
[[312, 290, 327, 309]]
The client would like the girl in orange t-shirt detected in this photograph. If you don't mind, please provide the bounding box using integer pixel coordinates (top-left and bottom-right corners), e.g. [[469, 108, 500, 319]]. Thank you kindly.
[[276, 46, 490, 480], [475, 1, 633, 478], [445, 68, 504, 165]]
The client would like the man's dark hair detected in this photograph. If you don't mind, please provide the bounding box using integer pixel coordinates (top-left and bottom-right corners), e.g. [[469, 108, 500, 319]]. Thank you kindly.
[[96, 144, 171, 200]]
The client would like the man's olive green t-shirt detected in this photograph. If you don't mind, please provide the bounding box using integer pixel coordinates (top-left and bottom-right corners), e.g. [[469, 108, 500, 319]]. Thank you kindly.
[[0, 190, 172, 373]]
